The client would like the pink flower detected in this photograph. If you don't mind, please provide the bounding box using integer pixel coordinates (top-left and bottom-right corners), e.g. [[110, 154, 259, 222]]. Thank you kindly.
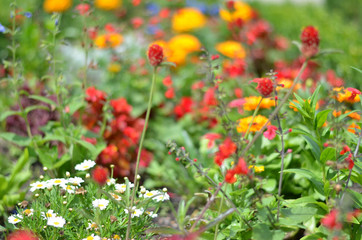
[[7, 230, 39, 240], [203, 133, 221, 148], [263, 125, 278, 140], [75, 3, 90, 15], [321, 209, 342, 230]]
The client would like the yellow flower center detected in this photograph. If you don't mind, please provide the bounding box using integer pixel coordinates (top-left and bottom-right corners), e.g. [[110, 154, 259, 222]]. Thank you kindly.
[[54, 180, 62, 184]]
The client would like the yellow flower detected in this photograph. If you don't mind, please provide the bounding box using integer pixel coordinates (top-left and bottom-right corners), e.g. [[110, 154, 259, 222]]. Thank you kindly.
[[237, 115, 269, 133], [219, 1, 253, 23], [276, 78, 301, 91], [43, 0, 72, 13], [336, 88, 360, 104], [108, 63, 121, 73], [95, 0, 122, 10], [216, 41, 246, 59], [94, 33, 123, 48], [168, 34, 201, 53], [243, 96, 275, 111], [249, 165, 265, 173], [172, 8, 206, 32]]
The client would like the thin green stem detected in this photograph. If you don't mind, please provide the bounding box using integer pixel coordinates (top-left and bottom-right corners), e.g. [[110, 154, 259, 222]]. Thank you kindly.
[[243, 97, 263, 139], [213, 190, 224, 240], [125, 67, 157, 240]]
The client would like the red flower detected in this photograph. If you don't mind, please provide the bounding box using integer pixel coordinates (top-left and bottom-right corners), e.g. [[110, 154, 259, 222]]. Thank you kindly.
[[174, 97, 193, 119], [326, 70, 344, 87], [110, 98, 132, 116], [159, 8, 170, 18], [75, 3, 90, 15], [147, 44, 164, 67], [7, 230, 39, 240], [225, 169, 237, 184], [234, 88, 243, 98], [340, 145, 351, 155], [203, 133, 221, 148], [92, 166, 109, 186], [99, 145, 118, 165], [321, 209, 342, 230], [211, 54, 220, 60], [131, 17, 144, 29], [346, 88, 361, 101], [300, 26, 319, 58], [105, 23, 116, 33], [263, 125, 278, 140], [132, 0, 141, 6], [203, 87, 218, 106], [85, 86, 107, 112], [234, 158, 248, 175], [165, 87, 175, 99], [162, 75, 173, 87], [253, 78, 274, 98], [345, 153, 354, 170], [224, 59, 246, 78], [214, 137, 237, 166]]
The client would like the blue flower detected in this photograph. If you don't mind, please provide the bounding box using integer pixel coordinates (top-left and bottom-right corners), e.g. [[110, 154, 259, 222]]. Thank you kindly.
[[146, 3, 160, 15], [24, 12, 32, 18], [207, 5, 220, 16], [146, 24, 160, 35], [0, 23, 5, 33]]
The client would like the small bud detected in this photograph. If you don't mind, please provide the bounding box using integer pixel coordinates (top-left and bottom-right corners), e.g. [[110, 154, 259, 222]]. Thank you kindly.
[[334, 184, 342, 193], [175, 157, 179, 161], [288, 128, 292, 133], [137, 175, 141, 180], [63, 195, 67, 199], [162, 188, 167, 192], [323, 143, 329, 148], [287, 149, 293, 153], [68, 208, 73, 212], [193, 158, 197, 162], [40, 175, 44, 180], [43, 226, 47, 229], [181, 146, 185, 150], [43, 167, 48, 171], [35, 193, 39, 198], [124, 177, 128, 181], [168, 151, 171, 155], [211, 54, 220, 60], [63, 201, 67, 205], [66, 172, 70, 178], [275, 96, 278, 100], [140, 188, 146, 194], [110, 164, 115, 169], [86, 173, 90, 179]]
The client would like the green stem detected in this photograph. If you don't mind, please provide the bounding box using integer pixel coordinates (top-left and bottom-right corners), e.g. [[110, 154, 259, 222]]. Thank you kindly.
[[125, 67, 157, 240], [214, 190, 224, 240], [243, 97, 263, 139]]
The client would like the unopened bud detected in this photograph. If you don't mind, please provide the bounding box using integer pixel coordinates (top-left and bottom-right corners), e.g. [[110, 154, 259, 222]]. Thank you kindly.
[[40, 175, 44, 180], [35, 193, 40, 198], [162, 188, 167, 192], [66, 172, 70, 178], [43, 167, 48, 171], [85, 173, 90, 178], [137, 175, 141, 180]]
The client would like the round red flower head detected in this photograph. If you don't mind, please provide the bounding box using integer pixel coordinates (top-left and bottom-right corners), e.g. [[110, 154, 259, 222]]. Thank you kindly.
[[300, 26, 319, 58], [7, 230, 39, 240], [253, 78, 274, 98], [147, 44, 164, 67], [92, 166, 109, 186]]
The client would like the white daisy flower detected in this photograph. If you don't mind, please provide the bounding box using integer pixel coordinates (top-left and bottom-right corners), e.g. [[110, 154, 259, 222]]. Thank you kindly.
[[8, 214, 22, 224], [47, 216, 66, 228], [124, 207, 144, 218], [29, 181, 49, 192], [114, 183, 134, 193], [75, 159, 96, 171], [145, 211, 158, 218], [87, 221, 99, 230], [47, 178, 68, 188], [92, 199, 109, 210], [22, 208, 34, 216], [143, 190, 161, 199], [62, 184, 76, 194], [154, 192, 170, 202], [110, 193, 122, 201], [82, 234, 101, 240], [41, 209, 57, 219], [106, 178, 116, 186], [68, 176, 84, 186]]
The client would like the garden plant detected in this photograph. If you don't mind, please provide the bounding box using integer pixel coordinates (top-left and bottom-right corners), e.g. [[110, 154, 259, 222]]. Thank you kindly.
[[0, 0, 361, 239]]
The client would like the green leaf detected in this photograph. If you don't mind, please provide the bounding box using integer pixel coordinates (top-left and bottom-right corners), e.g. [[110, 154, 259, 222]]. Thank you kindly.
[[280, 206, 318, 223], [24, 105, 49, 114], [262, 179, 277, 192], [28, 95, 57, 107], [337, 110, 359, 122], [0, 132, 31, 146], [300, 232, 327, 240], [320, 147, 336, 164], [9, 149, 29, 184], [351, 66, 362, 74], [0, 110, 21, 121], [283, 169, 324, 195], [310, 85, 321, 112], [303, 135, 321, 160], [253, 223, 285, 240], [315, 109, 331, 129]]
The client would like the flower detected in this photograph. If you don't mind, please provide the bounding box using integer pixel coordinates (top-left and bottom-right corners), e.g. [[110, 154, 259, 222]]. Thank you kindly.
[[124, 207, 144, 218], [214, 137, 237, 166], [92, 166, 109, 186], [82, 234, 101, 240], [0, 23, 5, 33], [263, 125, 278, 140], [108, 63, 121, 73], [172, 8, 206, 32], [300, 26, 319, 58], [75, 159, 96, 171], [243, 96, 275, 111], [168, 34, 201, 53], [219, 1, 253, 23], [29, 181, 49, 192], [107, 178, 116, 185], [147, 44, 164, 66], [68, 176, 84, 186], [249, 165, 265, 173], [7, 230, 39, 240], [143, 190, 161, 199], [115, 183, 134, 193], [225, 169, 237, 183], [216, 41, 246, 59], [75, 3, 90, 15], [8, 214, 22, 224], [23, 208, 34, 216], [41, 210, 57, 219], [347, 123, 361, 134], [43, 0, 72, 13], [237, 115, 269, 133], [47, 216, 66, 228], [203, 133, 222, 148], [94, 33, 123, 48], [321, 209, 342, 230], [346, 110, 361, 121], [234, 158, 248, 175], [145, 211, 158, 218], [47, 178, 68, 188], [92, 199, 110, 210], [154, 192, 170, 202], [110, 193, 122, 201], [87, 221, 99, 230], [165, 87, 175, 99], [95, 0, 122, 10], [345, 153, 354, 170], [24, 12, 32, 18], [340, 145, 351, 155], [253, 78, 274, 98]]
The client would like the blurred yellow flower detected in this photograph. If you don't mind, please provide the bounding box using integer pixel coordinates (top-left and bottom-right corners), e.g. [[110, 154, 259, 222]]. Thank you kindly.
[[108, 63, 121, 73], [276, 78, 301, 91], [168, 34, 201, 53], [336, 88, 360, 104], [216, 41, 246, 59], [95, 0, 122, 10], [243, 96, 275, 111], [172, 8, 206, 32], [219, 1, 253, 23], [43, 0, 72, 13], [94, 33, 123, 48], [237, 115, 269, 133], [249, 165, 265, 173]]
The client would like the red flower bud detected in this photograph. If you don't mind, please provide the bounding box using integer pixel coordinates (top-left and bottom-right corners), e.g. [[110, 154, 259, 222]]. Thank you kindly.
[[92, 166, 109, 186], [300, 26, 319, 58], [147, 44, 164, 67], [253, 78, 274, 98]]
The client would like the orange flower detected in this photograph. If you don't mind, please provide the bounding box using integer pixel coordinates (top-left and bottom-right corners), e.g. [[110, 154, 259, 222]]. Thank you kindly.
[[95, 0, 122, 10], [216, 41, 246, 59], [346, 110, 361, 121], [333, 110, 342, 117], [347, 123, 361, 134], [237, 115, 269, 133], [94, 33, 123, 48], [43, 0, 72, 13], [336, 88, 361, 104], [276, 78, 301, 91], [243, 96, 275, 111], [219, 1, 253, 23]]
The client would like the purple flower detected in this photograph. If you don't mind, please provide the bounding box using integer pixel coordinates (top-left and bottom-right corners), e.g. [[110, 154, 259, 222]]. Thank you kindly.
[[24, 12, 32, 18], [0, 23, 5, 33]]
